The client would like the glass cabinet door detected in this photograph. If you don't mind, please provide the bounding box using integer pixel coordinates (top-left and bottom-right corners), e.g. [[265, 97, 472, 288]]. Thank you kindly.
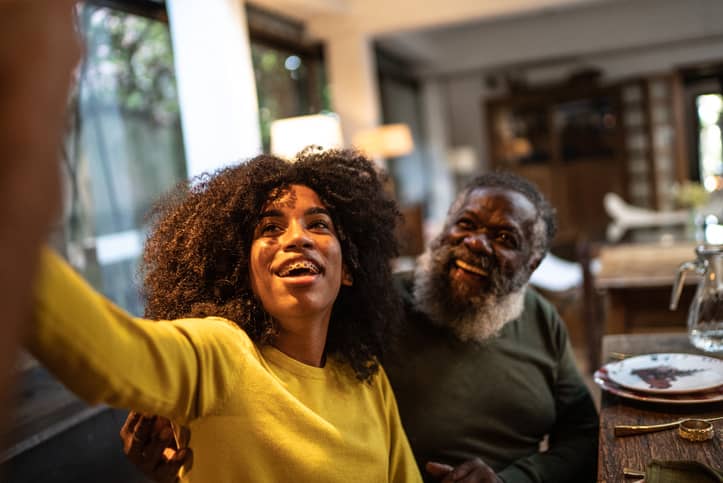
[[490, 104, 551, 166], [553, 96, 618, 162]]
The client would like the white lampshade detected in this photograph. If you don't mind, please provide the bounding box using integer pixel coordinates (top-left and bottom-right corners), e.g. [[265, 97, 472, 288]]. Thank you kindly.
[[352, 123, 414, 159], [447, 146, 478, 174], [270, 113, 343, 160]]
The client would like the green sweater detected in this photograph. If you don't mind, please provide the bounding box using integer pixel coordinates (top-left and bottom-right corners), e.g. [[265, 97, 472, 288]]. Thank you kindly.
[[385, 272, 598, 483]]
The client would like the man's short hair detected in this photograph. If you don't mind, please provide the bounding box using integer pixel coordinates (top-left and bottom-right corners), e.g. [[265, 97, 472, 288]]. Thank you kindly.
[[454, 171, 558, 261]]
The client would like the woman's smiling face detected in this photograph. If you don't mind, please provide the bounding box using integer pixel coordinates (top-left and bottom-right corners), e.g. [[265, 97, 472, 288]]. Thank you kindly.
[[249, 184, 350, 328]]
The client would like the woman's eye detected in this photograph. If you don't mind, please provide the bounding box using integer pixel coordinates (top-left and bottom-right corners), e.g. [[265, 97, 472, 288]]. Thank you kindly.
[[309, 220, 330, 230], [259, 223, 282, 235]]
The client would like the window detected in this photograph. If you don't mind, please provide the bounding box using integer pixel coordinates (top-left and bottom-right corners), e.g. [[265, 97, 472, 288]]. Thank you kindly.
[[62, 3, 331, 314], [63, 2, 187, 315], [696, 94, 723, 190], [247, 5, 330, 152]]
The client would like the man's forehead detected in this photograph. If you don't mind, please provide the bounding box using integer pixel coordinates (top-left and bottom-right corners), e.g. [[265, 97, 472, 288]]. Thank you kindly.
[[453, 187, 536, 219]]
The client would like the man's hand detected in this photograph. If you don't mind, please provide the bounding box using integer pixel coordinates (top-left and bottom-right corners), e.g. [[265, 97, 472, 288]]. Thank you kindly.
[[426, 458, 503, 483], [120, 412, 193, 483]]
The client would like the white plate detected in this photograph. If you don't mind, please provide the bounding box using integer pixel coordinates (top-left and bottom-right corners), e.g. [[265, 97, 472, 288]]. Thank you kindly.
[[603, 353, 723, 394], [594, 369, 723, 405]]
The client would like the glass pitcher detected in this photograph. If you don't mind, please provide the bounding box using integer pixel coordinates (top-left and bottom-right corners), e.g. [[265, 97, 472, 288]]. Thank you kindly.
[[670, 245, 723, 352]]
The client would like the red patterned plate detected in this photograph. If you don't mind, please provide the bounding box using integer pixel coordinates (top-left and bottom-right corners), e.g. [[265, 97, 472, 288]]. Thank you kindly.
[[595, 367, 723, 404], [603, 353, 723, 394]]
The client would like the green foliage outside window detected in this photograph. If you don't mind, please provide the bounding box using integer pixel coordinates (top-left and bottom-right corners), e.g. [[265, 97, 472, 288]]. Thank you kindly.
[[79, 6, 180, 124], [251, 42, 330, 152]]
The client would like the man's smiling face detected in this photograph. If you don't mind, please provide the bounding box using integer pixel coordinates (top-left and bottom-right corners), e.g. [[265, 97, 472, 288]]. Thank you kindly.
[[414, 182, 550, 342], [433, 187, 540, 304]]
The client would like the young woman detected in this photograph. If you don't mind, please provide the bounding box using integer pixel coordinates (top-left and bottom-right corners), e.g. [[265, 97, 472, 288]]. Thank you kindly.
[[27, 149, 422, 482]]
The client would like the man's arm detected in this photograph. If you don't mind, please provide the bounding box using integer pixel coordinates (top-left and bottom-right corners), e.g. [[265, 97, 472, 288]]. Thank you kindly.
[[497, 320, 599, 483], [432, 347, 597, 483], [120, 412, 193, 483]]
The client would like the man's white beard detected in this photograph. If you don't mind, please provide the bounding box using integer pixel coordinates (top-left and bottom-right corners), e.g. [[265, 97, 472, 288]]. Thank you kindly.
[[413, 249, 527, 343]]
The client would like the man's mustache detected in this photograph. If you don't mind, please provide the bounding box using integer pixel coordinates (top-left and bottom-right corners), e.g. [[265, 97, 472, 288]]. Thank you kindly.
[[432, 245, 508, 295]]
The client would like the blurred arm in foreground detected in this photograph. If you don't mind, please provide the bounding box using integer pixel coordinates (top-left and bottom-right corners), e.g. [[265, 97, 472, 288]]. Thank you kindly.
[[0, 0, 80, 422]]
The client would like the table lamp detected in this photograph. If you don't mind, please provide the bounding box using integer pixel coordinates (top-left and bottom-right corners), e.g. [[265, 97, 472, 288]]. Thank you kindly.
[[270, 113, 343, 160], [352, 123, 414, 167]]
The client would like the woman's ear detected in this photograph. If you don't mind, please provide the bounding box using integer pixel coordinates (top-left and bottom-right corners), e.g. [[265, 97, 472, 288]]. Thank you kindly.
[[342, 266, 353, 286]]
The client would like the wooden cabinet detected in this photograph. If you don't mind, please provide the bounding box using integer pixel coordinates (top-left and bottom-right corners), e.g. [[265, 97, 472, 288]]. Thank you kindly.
[[485, 85, 628, 245], [484, 76, 687, 247]]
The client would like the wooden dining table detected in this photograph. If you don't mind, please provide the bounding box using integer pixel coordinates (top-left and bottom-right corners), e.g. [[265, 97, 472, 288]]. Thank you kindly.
[[597, 332, 722, 482]]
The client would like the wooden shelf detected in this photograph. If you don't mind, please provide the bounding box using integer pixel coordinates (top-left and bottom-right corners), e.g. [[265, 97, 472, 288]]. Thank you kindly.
[[485, 83, 627, 244], [485, 74, 688, 245]]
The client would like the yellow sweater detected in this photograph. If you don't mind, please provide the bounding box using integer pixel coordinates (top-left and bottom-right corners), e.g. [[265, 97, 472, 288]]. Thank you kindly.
[[28, 250, 422, 482]]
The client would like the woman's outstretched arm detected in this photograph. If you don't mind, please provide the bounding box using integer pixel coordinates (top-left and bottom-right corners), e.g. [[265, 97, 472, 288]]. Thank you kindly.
[[28, 249, 248, 423]]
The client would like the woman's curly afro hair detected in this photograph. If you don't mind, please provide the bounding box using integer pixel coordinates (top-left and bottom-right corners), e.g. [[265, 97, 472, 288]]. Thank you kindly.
[[142, 148, 401, 381]]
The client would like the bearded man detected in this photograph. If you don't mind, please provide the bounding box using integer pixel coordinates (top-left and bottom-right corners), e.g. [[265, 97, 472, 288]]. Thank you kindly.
[[386, 171, 598, 482], [121, 171, 598, 483]]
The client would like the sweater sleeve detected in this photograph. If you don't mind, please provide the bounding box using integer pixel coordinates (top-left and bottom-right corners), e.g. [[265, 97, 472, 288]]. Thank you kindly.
[[497, 309, 599, 483], [379, 366, 423, 483], [26, 248, 250, 424]]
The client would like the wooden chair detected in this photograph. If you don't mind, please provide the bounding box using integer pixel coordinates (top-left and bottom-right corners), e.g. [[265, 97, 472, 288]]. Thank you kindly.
[[578, 239, 604, 373]]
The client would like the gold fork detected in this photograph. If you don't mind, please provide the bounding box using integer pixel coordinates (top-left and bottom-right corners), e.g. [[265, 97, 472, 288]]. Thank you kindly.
[[614, 416, 723, 436]]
